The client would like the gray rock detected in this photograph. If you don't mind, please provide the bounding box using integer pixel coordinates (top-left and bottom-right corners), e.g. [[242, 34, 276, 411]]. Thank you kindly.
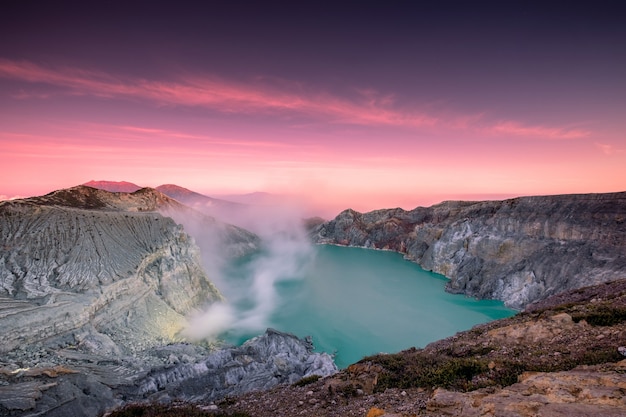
[[0, 186, 261, 355], [0, 186, 338, 417], [311, 192, 626, 309], [137, 328, 337, 403]]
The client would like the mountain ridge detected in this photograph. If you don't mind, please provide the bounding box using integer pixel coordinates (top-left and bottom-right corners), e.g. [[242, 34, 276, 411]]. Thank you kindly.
[[83, 180, 143, 193], [311, 191, 626, 309]]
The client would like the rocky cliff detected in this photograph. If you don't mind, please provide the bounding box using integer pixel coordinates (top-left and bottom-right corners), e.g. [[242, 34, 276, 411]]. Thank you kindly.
[[311, 192, 626, 309], [1, 186, 313, 417], [0, 328, 337, 417], [0, 186, 240, 353]]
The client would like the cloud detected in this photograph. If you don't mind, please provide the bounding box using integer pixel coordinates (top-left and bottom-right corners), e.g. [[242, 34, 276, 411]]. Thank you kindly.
[[595, 142, 625, 155], [490, 121, 590, 140], [0, 59, 594, 140], [0, 59, 437, 129]]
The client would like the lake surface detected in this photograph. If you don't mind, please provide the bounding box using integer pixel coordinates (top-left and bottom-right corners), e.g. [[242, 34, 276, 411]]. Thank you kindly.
[[219, 244, 514, 368]]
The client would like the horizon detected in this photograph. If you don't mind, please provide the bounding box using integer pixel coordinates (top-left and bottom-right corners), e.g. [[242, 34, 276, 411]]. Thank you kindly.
[[3, 179, 623, 220], [1, 2, 625, 215]]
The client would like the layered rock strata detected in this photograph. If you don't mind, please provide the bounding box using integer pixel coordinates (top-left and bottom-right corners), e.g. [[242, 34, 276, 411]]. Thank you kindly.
[[0, 186, 334, 416], [312, 192, 626, 308], [0, 186, 228, 353]]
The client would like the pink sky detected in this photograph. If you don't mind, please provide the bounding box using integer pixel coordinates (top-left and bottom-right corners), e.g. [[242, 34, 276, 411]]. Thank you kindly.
[[1, 4, 624, 217]]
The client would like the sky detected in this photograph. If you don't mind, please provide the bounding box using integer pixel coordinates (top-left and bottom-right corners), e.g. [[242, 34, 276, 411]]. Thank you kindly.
[[1, 1, 625, 216]]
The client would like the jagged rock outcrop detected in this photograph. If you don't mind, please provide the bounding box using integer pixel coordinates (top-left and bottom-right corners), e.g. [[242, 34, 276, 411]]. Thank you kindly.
[[138, 328, 337, 403], [0, 330, 336, 417], [311, 192, 626, 308]]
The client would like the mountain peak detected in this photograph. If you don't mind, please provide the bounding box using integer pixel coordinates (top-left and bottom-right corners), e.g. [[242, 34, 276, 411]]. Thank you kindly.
[[83, 180, 143, 193], [13, 185, 184, 212], [155, 184, 202, 199]]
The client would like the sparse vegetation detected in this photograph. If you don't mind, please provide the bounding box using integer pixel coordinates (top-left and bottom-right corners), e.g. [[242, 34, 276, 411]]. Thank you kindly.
[[366, 353, 488, 392], [292, 374, 321, 387], [361, 287, 626, 395], [571, 305, 626, 326], [104, 403, 250, 417]]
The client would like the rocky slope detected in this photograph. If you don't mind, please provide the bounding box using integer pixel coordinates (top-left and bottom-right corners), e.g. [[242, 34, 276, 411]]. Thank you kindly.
[[0, 186, 300, 417], [137, 328, 336, 404], [311, 192, 626, 309], [83, 180, 143, 193], [0, 328, 336, 417], [0, 186, 225, 352]]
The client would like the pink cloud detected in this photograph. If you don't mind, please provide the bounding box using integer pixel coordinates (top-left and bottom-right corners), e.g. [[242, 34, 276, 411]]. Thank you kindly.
[[0, 59, 437, 128], [0, 59, 595, 141], [490, 121, 590, 140], [595, 142, 624, 155], [0, 121, 320, 168]]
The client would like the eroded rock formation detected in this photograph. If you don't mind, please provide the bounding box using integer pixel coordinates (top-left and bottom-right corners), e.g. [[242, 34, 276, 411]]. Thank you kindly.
[[0, 186, 298, 416], [0, 186, 229, 353], [0, 329, 337, 417], [138, 328, 337, 403], [312, 192, 626, 308]]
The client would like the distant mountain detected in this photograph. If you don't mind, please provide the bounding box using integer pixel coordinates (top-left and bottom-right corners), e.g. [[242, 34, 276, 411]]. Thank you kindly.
[[83, 180, 142, 193], [155, 184, 243, 209], [153, 184, 252, 228], [212, 191, 296, 206], [36, 184, 182, 211], [82, 181, 300, 229]]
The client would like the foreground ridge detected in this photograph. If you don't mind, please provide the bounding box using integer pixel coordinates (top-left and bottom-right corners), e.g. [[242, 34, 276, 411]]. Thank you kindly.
[[190, 279, 626, 417]]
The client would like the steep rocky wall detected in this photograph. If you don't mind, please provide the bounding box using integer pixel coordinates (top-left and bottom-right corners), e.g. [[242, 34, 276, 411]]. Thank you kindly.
[[0, 186, 335, 417], [0, 199, 222, 353], [312, 192, 626, 309]]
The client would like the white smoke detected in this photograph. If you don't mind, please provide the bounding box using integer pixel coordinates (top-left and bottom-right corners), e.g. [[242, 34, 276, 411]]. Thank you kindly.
[[179, 199, 315, 342], [183, 302, 236, 340]]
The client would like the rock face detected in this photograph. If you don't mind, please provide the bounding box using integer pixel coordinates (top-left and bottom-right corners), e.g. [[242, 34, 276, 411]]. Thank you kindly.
[[312, 192, 626, 308], [0, 186, 281, 416], [138, 328, 337, 403], [0, 186, 228, 353], [0, 329, 337, 417], [426, 362, 626, 417]]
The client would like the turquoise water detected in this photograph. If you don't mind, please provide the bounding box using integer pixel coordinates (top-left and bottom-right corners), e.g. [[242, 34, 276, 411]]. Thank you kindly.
[[220, 244, 514, 368]]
